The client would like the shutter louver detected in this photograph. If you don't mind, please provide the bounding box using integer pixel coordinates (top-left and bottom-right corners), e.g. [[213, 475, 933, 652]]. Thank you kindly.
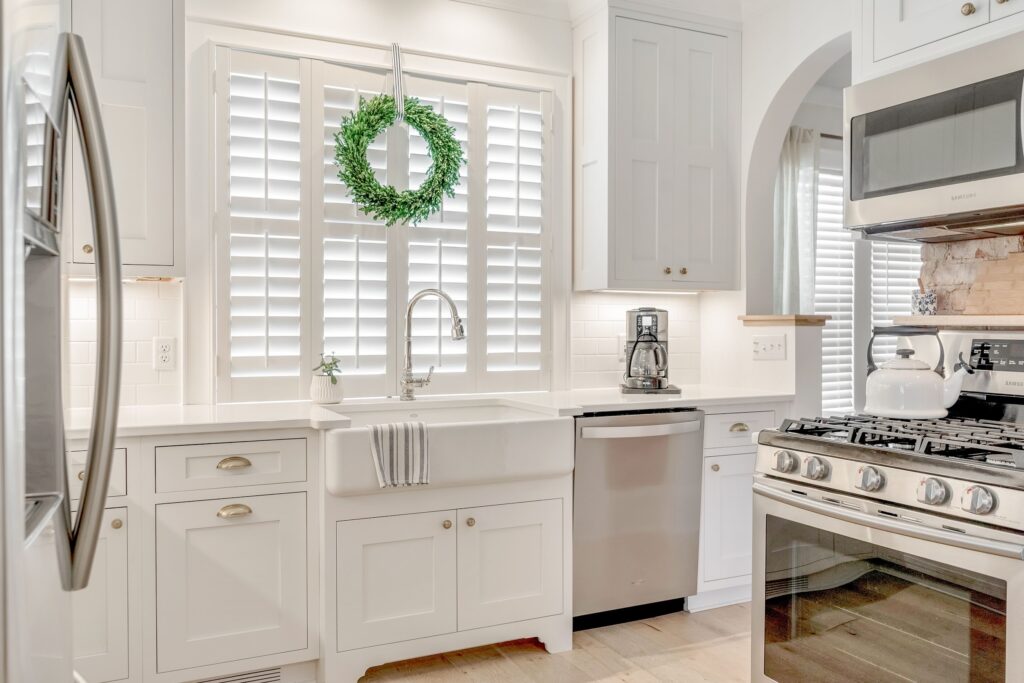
[[24, 87, 46, 214], [871, 241, 922, 362], [814, 169, 855, 415], [485, 100, 545, 372], [225, 55, 304, 382]]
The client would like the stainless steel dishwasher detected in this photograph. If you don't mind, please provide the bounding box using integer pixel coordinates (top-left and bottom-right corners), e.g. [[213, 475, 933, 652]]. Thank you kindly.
[[573, 409, 704, 623]]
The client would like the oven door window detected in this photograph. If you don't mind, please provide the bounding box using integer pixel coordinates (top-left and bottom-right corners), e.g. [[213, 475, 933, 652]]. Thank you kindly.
[[764, 515, 1007, 682], [850, 69, 1024, 200]]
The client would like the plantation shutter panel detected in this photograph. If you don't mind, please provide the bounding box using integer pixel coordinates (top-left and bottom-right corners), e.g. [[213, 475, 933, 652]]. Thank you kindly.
[[813, 141, 855, 415], [871, 241, 922, 361], [404, 76, 471, 392], [215, 48, 310, 401], [311, 61, 392, 397], [475, 85, 550, 390]]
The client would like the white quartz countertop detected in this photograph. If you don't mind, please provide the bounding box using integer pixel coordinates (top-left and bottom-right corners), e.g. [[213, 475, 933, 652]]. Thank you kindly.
[[64, 384, 793, 439]]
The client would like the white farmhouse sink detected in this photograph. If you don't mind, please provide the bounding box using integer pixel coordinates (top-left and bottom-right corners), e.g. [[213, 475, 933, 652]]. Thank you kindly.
[[323, 399, 573, 496]]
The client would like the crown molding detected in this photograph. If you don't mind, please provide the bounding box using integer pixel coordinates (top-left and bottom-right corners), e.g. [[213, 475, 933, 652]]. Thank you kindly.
[[448, 0, 571, 22]]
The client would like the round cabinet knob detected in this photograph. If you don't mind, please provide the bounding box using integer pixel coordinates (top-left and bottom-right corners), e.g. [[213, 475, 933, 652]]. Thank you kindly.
[[663, 267, 672, 275], [961, 485, 996, 515], [997, 0, 1009, 4], [773, 450, 799, 474], [962, 2, 977, 15], [679, 267, 688, 275], [77, 471, 85, 481], [854, 465, 885, 493], [82, 244, 93, 254], [466, 517, 476, 527], [803, 456, 830, 481], [917, 477, 950, 506], [442, 519, 452, 529], [111, 518, 123, 530], [710, 464, 720, 472]]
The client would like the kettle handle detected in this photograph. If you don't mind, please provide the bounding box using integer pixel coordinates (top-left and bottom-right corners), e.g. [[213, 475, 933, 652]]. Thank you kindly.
[[866, 326, 944, 376]]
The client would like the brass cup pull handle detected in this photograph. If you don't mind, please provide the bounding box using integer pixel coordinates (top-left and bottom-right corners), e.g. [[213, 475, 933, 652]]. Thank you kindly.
[[466, 517, 476, 527], [216, 503, 253, 519], [729, 422, 750, 433], [962, 2, 976, 14], [442, 520, 452, 529], [216, 456, 253, 471], [77, 470, 86, 481], [711, 464, 720, 472]]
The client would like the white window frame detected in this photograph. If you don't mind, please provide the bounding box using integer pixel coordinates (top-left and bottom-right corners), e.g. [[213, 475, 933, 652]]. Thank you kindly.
[[188, 26, 569, 404]]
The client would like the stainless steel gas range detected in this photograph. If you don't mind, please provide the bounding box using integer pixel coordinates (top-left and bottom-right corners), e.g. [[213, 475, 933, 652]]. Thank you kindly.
[[752, 331, 1024, 683]]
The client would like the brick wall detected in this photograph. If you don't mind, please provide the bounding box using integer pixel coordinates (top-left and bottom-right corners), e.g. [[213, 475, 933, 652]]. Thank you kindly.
[[920, 236, 1024, 314]]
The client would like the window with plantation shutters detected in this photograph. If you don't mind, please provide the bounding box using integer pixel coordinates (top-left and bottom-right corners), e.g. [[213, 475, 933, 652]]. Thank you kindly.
[[871, 240, 922, 361], [214, 48, 309, 401], [213, 47, 553, 401], [814, 148, 855, 415]]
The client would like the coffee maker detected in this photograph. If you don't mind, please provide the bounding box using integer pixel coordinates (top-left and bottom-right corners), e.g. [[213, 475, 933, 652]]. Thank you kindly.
[[621, 307, 680, 394]]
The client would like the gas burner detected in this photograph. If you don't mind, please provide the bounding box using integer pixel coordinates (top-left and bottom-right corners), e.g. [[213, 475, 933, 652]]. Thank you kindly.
[[780, 414, 1024, 469]]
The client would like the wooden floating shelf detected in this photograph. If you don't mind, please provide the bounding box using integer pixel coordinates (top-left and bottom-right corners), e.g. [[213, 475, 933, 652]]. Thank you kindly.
[[738, 315, 831, 327], [892, 315, 1024, 329]]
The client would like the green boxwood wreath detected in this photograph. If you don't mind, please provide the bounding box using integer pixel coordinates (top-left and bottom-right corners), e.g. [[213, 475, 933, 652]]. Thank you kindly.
[[334, 94, 465, 226]]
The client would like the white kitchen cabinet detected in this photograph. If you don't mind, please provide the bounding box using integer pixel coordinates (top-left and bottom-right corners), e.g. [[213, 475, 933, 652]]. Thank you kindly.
[[73, 507, 128, 683], [701, 453, 755, 583], [873, 0, 990, 61], [573, 11, 739, 291], [155, 492, 307, 673], [336, 510, 457, 651], [991, 0, 1024, 20], [66, 0, 181, 276], [457, 499, 562, 630]]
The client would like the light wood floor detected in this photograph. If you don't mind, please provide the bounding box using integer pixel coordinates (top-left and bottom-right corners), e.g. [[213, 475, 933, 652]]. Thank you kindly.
[[360, 603, 751, 682]]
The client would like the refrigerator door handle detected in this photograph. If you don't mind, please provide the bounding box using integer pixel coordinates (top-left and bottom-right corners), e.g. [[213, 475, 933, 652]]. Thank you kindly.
[[62, 32, 123, 591]]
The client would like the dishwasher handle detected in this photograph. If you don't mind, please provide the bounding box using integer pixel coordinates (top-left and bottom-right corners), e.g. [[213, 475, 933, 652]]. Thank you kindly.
[[580, 421, 701, 440]]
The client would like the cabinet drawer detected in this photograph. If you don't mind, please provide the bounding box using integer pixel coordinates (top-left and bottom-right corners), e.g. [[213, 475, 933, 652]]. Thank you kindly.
[[68, 448, 127, 500], [704, 411, 775, 449], [156, 493, 308, 672], [155, 439, 306, 492]]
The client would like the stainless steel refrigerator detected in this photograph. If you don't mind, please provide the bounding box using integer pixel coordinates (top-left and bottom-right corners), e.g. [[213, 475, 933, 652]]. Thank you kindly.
[[3, 3, 122, 680]]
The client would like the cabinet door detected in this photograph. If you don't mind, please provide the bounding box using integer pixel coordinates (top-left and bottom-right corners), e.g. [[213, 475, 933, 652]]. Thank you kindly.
[[336, 510, 457, 651], [873, 0, 990, 61], [992, 0, 1024, 20], [612, 17, 677, 286], [702, 453, 754, 583], [155, 493, 307, 673], [73, 507, 128, 683], [70, 0, 175, 268], [457, 499, 562, 630], [671, 28, 732, 288]]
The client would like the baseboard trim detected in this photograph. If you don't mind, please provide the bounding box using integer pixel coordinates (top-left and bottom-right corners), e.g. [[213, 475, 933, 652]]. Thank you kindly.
[[685, 584, 751, 613], [573, 597, 688, 631]]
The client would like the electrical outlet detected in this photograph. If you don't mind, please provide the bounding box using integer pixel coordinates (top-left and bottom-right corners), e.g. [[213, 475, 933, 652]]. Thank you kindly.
[[153, 336, 176, 371], [753, 334, 786, 361]]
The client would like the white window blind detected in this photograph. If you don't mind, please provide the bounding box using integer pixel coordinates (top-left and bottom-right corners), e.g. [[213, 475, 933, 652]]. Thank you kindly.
[[484, 94, 546, 375], [215, 49, 309, 401], [814, 166, 855, 415], [871, 241, 922, 361]]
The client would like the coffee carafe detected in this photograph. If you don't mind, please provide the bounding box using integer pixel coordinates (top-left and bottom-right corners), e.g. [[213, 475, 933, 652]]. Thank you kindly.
[[621, 308, 680, 394]]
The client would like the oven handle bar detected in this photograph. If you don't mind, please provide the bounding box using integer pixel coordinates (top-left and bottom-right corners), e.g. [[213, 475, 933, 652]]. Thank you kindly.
[[580, 421, 701, 440], [753, 482, 1024, 561]]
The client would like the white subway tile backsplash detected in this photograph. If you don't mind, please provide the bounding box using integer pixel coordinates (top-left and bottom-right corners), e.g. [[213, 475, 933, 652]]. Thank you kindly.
[[66, 280, 183, 409], [570, 291, 701, 389]]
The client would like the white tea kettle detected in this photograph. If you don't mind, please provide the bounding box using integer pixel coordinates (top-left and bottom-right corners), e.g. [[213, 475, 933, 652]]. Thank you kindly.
[[863, 326, 974, 419]]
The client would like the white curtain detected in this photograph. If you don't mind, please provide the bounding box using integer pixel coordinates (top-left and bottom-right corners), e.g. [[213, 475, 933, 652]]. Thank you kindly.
[[773, 126, 820, 314]]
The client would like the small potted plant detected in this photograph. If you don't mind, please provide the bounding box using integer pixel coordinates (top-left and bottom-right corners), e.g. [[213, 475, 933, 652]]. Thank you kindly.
[[310, 353, 343, 404]]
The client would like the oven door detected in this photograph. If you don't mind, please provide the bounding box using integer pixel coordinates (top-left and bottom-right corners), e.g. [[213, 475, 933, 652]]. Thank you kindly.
[[753, 478, 1024, 683]]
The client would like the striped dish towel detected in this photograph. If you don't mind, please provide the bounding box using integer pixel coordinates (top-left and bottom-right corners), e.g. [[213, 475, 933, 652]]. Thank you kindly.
[[368, 422, 430, 488]]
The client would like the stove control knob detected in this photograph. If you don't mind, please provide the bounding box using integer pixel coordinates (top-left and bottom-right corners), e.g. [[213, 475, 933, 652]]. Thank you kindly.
[[916, 477, 950, 506], [803, 456, 830, 481], [773, 450, 799, 474], [961, 485, 996, 515], [855, 466, 885, 493]]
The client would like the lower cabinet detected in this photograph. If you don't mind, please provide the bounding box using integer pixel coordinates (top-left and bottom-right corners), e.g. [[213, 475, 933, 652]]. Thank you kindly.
[[155, 492, 308, 672], [702, 452, 755, 583], [73, 507, 129, 683], [336, 499, 563, 652]]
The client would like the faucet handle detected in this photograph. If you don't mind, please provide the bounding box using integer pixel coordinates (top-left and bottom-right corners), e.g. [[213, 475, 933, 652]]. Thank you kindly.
[[425, 365, 435, 383]]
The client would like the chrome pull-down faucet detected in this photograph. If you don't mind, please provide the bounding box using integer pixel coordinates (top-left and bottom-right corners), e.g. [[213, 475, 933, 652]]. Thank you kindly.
[[401, 288, 466, 400]]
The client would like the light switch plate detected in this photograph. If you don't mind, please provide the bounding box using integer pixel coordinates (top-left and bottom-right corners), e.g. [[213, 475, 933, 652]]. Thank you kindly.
[[753, 334, 786, 361], [153, 336, 176, 371]]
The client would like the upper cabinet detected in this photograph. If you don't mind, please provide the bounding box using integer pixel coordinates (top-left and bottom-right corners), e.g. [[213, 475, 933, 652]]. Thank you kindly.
[[573, 10, 740, 292], [858, 0, 1024, 82], [64, 0, 183, 277]]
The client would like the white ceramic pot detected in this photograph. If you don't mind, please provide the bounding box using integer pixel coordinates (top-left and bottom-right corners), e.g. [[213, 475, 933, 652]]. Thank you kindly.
[[310, 374, 343, 404]]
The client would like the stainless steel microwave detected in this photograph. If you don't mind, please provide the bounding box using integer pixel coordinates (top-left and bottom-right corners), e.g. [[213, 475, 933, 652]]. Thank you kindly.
[[844, 32, 1024, 243]]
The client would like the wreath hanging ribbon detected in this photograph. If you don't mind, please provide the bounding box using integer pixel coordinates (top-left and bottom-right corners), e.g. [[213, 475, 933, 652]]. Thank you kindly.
[[334, 93, 464, 226]]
